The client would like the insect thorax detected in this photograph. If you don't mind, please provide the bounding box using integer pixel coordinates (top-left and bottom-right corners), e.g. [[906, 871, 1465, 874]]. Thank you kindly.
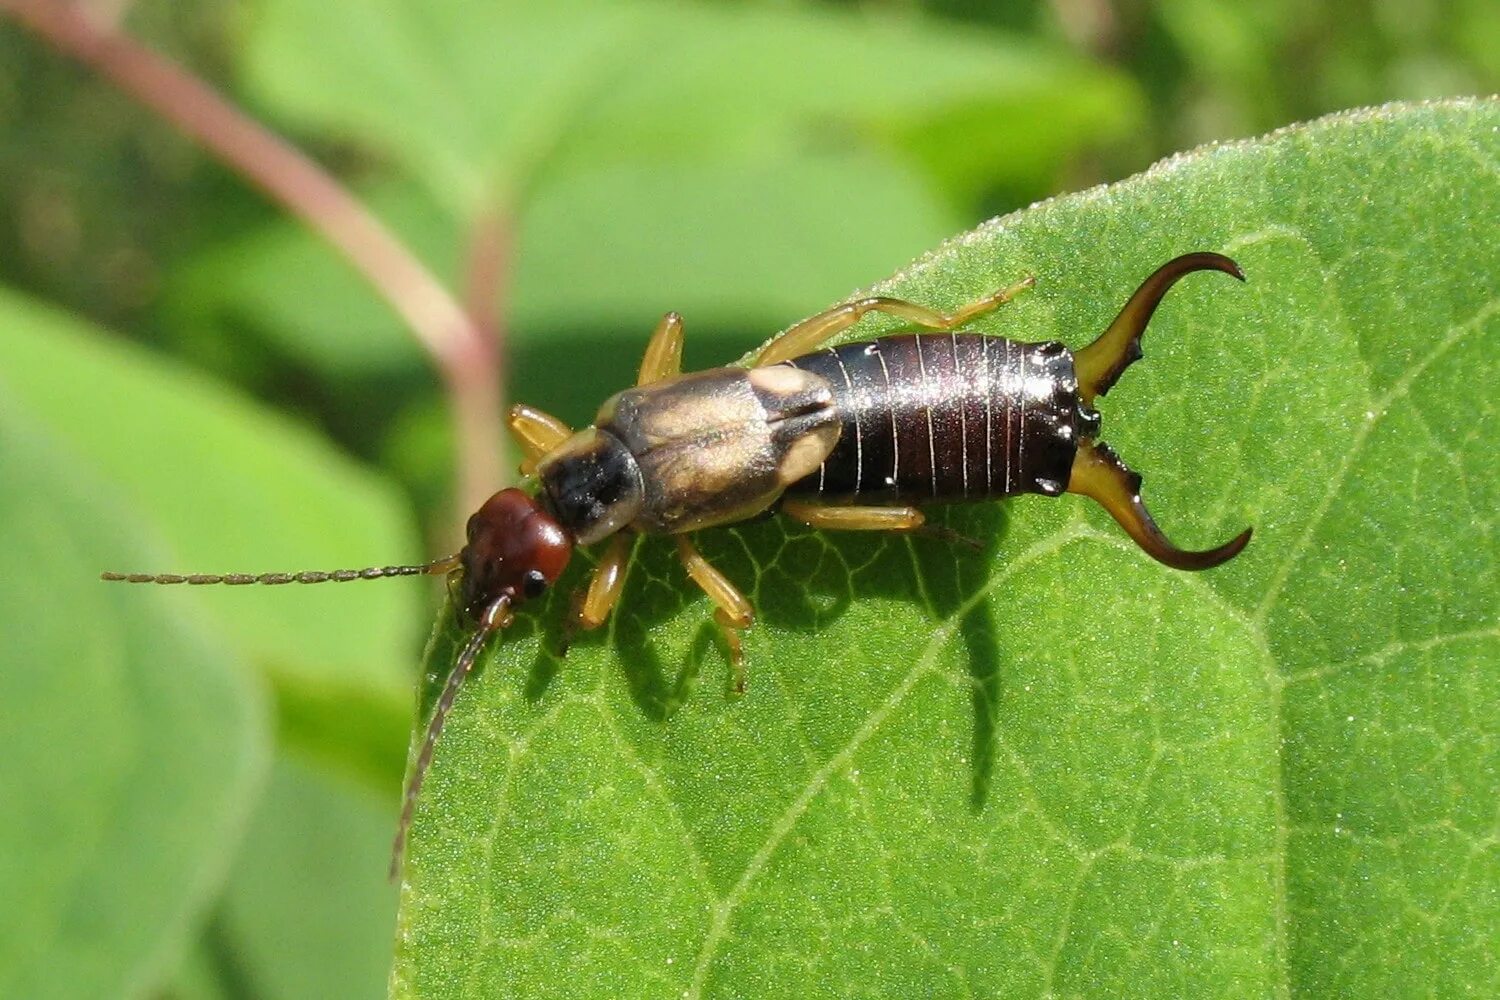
[[535, 429, 646, 545], [596, 366, 839, 535]]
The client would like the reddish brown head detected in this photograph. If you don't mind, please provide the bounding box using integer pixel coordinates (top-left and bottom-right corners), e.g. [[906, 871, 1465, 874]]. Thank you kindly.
[[458, 488, 574, 619]]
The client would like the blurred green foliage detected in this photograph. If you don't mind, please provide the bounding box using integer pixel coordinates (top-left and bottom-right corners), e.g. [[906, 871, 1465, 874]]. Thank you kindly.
[[0, 0, 1493, 997]]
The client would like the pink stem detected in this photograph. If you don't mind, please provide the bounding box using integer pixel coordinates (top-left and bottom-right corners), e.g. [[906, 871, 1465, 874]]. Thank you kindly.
[[2, 0, 505, 510], [456, 209, 513, 509]]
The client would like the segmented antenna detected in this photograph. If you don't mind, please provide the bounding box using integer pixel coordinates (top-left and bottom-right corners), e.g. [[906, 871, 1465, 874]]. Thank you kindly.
[[390, 595, 512, 879], [100, 555, 462, 586]]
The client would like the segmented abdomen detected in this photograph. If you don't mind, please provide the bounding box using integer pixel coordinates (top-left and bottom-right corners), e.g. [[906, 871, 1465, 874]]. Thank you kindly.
[[779, 333, 1088, 503]]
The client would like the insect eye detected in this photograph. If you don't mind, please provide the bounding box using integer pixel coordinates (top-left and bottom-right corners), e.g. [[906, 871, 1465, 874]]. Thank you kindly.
[[522, 570, 548, 600]]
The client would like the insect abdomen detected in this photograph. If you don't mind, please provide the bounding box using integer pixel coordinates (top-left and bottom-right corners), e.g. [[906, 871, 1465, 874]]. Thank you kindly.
[[780, 333, 1094, 503]]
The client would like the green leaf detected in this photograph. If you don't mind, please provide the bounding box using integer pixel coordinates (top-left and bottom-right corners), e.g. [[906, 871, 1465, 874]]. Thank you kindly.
[[242, 0, 1138, 211], [191, 754, 399, 1000], [164, 151, 963, 384], [0, 400, 269, 998], [0, 289, 425, 734], [393, 99, 1498, 996], [511, 154, 963, 343]]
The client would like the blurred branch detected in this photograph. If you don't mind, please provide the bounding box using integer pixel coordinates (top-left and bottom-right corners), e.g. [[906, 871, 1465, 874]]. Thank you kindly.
[[457, 208, 512, 513], [1, 0, 505, 514], [462, 210, 511, 356], [1048, 0, 1121, 58], [78, 0, 131, 30]]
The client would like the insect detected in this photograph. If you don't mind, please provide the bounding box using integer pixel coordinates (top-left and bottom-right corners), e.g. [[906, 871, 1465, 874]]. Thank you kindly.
[[104, 251, 1252, 872]]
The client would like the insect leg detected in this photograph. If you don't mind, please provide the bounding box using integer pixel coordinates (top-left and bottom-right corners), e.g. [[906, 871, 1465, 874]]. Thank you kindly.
[[781, 501, 982, 549], [508, 403, 574, 475], [781, 500, 925, 532], [578, 534, 633, 629], [637, 312, 685, 385], [674, 535, 754, 692], [755, 276, 1035, 366]]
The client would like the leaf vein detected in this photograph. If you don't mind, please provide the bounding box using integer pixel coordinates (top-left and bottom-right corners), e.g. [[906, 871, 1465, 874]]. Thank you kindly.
[[1253, 298, 1499, 624], [685, 525, 1095, 997]]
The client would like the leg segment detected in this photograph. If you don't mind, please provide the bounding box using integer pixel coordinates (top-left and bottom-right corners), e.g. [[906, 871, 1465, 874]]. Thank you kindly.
[[508, 403, 573, 475], [756, 276, 1035, 366], [781, 500, 925, 532], [637, 312, 685, 385], [782, 500, 980, 549], [674, 535, 753, 691], [578, 534, 633, 630]]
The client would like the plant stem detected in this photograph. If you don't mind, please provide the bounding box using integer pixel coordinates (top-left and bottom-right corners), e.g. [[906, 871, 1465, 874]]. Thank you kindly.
[[457, 207, 513, 501], [1, 0, 505, 512]]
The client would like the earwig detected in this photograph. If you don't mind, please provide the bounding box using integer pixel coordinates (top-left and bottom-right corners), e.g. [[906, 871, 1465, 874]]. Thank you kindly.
[[104, 252, 1252, 875]]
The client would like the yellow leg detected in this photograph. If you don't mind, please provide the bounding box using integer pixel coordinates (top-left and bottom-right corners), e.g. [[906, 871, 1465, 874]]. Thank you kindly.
[[578, 534, 632, 630], [782, 500, 980, 549], [781, 500, 925, 532], [637, 312, 685, 385], [508, 403, 573, 475], [755, 276, 1035, 366], [674, 535, 753, 691]]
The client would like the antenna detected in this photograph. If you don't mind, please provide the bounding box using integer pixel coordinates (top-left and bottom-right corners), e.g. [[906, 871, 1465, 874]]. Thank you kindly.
[[100, 554, 462, 586], [389, 594, 512, 879]]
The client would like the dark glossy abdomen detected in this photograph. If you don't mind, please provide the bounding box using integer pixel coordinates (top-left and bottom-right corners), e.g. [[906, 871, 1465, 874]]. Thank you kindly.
[[780, 333, 1094, 503]]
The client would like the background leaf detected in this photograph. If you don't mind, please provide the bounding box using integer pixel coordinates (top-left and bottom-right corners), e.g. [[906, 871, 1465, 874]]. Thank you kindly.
[[165, 151, 964, 384], [392, 100, 1498, 997], [241, 0, 1138, 212], [163, 754, 398, 1000], [0, 291, 425, 780], [0, 400, 269, 999], [0, 293, 420, 997], [206, 755, 399, 999]]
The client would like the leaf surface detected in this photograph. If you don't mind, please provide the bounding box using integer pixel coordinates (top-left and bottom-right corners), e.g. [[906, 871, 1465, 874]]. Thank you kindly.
[[164, 152, 964, 382], [393, 100, 1498, 997], [0, 401, 269, 999], [0, 291, 424, 731], [211, 755, 399, 999], [243, 0, 1136, 211]]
